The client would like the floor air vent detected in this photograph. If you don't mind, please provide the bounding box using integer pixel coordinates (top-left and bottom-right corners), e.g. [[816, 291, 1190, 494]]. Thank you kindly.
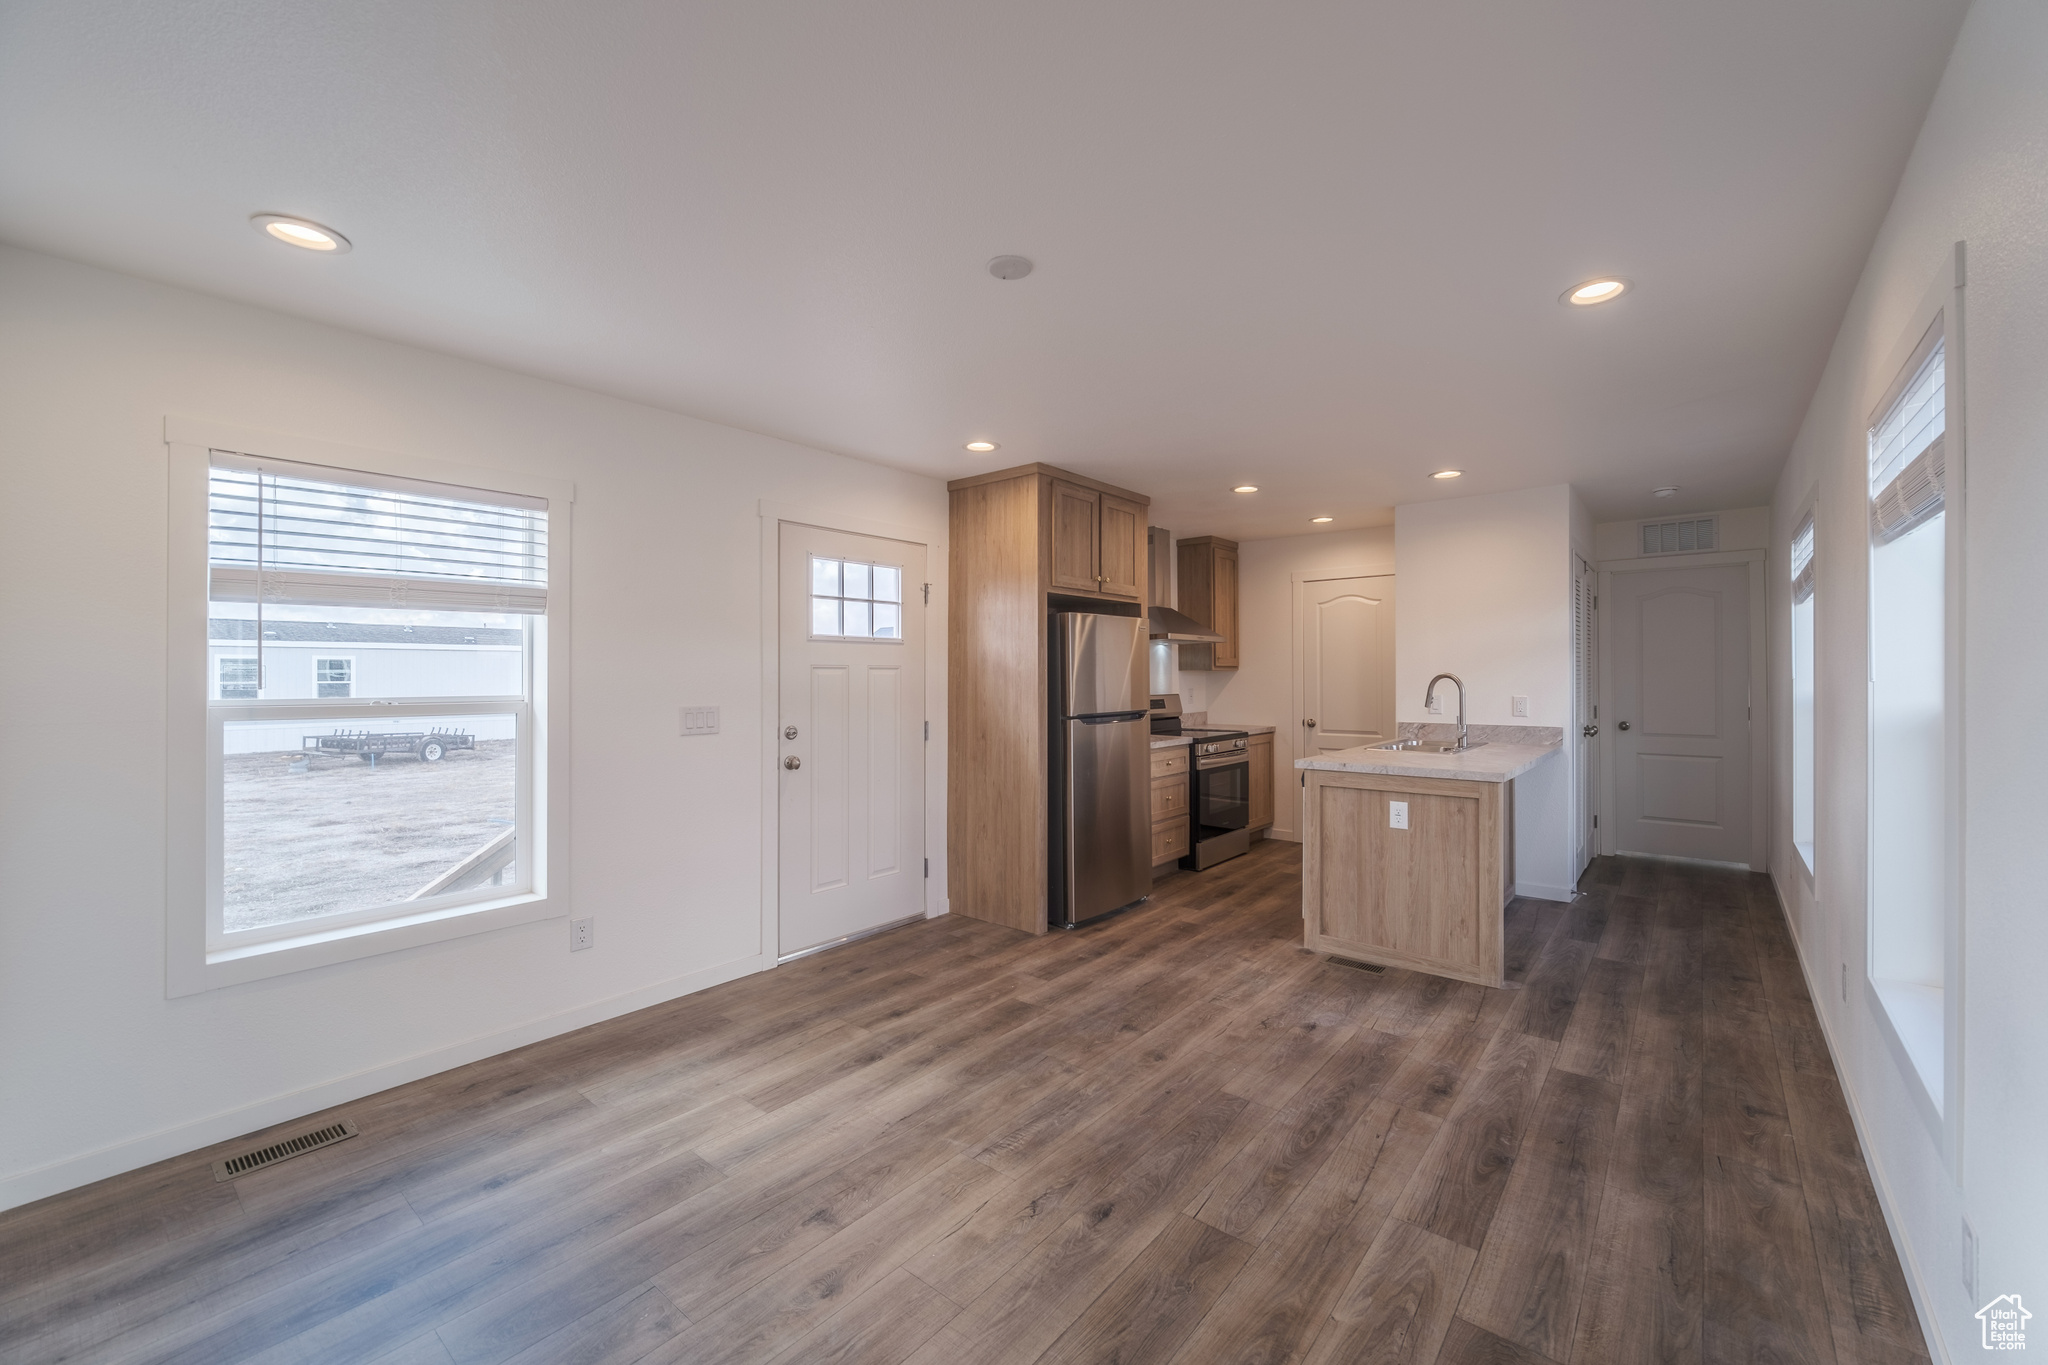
[[211, 1119, 358, 1182], [1327, 956, 1387, 973]]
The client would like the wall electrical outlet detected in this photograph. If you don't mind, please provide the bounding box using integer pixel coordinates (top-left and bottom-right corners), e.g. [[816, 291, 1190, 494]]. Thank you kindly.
[[1388, 800, 1409, 830], [1511, 695, 1530, 718], [1426, 695, 1442, 714], [571, 917, 594, 951], [680, 706, 719, 736]]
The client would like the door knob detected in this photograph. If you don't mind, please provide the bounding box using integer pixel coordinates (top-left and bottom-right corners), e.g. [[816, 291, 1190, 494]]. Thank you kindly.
[[783, 756, 802, 770], [1617, 721, 1631, 731], [1582, 723, 1599, 737], [1304, 718, 1316, 727], [784, 725, 799, 740]]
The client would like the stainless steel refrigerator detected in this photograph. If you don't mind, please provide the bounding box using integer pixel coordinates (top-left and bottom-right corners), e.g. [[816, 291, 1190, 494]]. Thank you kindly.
[[1050, 612, 1151, 927]]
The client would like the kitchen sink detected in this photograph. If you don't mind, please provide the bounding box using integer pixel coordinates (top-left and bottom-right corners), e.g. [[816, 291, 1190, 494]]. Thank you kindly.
[[1369, 739, 1487, 753]]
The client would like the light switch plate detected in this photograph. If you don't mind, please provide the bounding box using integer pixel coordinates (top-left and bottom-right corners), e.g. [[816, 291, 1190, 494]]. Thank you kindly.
[[1511, 695, 1529, 718], [1389, 800, 1409, 830], [680, 706, 719, 736]]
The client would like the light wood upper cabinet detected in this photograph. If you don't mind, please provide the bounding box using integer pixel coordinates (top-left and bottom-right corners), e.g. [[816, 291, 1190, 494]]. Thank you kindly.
[[1048, 478, 1145, 600], [1049, 480, 1102, 593], [1247, 731, 1274, 830], [1098, 495, 1145, 598], [1176, 536, 1240, 669]]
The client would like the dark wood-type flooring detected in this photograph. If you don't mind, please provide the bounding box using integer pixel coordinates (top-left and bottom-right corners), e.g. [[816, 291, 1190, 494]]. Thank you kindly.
[[0, 843, 1930, 1364]]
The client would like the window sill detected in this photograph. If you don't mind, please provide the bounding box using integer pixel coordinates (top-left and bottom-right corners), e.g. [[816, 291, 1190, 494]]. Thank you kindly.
[[169, 892, 561, 996], [1870, 977, 1944, 1122]]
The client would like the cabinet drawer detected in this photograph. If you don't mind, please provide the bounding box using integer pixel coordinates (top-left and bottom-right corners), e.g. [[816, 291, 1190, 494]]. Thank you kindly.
[[1151, 817, 1190, 864], [1150, 774, 1188, 820], [1150, 747, 1190, 778]]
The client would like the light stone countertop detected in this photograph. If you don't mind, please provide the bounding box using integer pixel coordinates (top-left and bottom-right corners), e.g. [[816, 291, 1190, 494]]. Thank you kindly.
[[1209, 724, 1276, 735], [1149, 735, 1192, 750], [1295, 741, 1561, 784]]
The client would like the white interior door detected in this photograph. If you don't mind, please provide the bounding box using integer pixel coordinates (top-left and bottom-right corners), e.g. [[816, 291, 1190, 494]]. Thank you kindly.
[[1606, 562, 1751, 864], [1297, 574, 1396, 762], [778, 523, 927, 957]]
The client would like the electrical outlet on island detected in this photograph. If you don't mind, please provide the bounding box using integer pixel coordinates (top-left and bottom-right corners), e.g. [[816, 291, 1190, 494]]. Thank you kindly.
[[1388, 800, 1410, 830]]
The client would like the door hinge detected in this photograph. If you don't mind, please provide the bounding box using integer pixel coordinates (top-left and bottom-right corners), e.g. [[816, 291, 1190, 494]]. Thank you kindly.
[[1593, 814, 1598, 828], [1592, 594, 1598, 609], [924, 858, 929, 878], [922, 583, 931, 605], [924, 720, 929, 741]]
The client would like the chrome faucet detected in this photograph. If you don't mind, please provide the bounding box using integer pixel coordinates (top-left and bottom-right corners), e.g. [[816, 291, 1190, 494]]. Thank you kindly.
[[1424, 673, 1469, 751]]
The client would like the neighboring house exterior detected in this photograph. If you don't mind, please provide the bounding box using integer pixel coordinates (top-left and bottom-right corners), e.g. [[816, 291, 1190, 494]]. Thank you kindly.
[[210, 619, 522, 753]]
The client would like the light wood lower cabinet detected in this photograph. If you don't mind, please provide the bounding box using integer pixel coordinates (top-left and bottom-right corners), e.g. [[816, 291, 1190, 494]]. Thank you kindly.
[[1247, 732, 1273, 831], [1149, 746, 1191, 868], [1301, 769, 1515, 987]]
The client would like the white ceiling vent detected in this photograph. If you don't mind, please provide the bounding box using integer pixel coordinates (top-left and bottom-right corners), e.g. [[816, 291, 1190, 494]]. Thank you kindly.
[[1640, 517, 1718, 556]]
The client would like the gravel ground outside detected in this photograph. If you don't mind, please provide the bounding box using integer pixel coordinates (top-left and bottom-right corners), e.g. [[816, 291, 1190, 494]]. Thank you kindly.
[[223, 740, 516, 931]]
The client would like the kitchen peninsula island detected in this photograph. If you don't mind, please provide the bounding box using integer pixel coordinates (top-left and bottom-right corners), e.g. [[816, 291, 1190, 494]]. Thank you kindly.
[[1297, 740, 1560, 987]]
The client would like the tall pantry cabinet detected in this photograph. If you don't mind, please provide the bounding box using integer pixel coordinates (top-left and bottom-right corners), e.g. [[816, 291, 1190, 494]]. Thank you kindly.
[[947, 464, 1151, 933]]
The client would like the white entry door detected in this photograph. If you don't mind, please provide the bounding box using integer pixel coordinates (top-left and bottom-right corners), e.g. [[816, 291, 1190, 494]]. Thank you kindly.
[[1606, 562, 1751, 864], [778, 523, 927, 958], [1297, 574, 1396, 764]]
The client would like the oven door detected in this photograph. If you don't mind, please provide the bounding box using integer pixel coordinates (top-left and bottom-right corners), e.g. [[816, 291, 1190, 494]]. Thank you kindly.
[[1194, 756, 1251, 833]]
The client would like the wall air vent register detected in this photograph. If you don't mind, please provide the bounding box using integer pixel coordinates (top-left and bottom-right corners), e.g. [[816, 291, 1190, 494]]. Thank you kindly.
[[1639, 517, 1719, 556]]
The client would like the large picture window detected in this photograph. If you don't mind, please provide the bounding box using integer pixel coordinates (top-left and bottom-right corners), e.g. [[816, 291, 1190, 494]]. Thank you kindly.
[[204, 455, 548, 946], [1866, 319, 1949, 1106], [1790, 511, 1815, 874]]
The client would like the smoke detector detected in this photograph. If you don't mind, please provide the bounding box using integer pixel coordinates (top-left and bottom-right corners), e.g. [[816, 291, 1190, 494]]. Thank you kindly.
[[987, 255, 1034, 280], [1652, 485, 1680, 498]]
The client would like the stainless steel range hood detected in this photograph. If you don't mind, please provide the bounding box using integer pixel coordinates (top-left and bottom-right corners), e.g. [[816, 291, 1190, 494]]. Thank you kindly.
[[1148, 604, 1225, 643]]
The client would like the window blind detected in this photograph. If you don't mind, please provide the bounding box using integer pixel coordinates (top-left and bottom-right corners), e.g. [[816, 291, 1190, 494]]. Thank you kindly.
[[1790, 514, 1815, 605], [1868, 331, 1945, 546], [208, 454, 549, 614]]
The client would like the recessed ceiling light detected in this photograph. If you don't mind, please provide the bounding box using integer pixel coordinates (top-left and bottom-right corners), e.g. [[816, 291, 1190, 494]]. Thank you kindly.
[[1233, 485, 1259, 493], [1653, 485, 1680, 498], [251, 214, 350, 253], [1563, 277, 1629, 306], [1431, 469, 1463, 480], [988, 255, 1034, 280], [1311, 516, 1334, 524], [964, 441, 998, 452]]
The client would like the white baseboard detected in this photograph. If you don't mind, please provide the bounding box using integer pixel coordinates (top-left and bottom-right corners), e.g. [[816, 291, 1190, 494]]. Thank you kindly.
[[1515, 881, 1577, 903], [0, 951, 772, 1214], [1766, 871, 1952, 1365]]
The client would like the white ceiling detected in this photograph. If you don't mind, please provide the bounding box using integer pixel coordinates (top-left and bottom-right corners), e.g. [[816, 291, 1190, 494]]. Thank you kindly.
[[0, 0, 1968, 539]]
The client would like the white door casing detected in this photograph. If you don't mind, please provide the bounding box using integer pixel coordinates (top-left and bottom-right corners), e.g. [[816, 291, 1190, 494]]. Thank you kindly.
[[778, 523, 927, 957], [1574, 554, 1597, 876], [1295, 574, 1397, 792], [1605, 561, 1752, 865]]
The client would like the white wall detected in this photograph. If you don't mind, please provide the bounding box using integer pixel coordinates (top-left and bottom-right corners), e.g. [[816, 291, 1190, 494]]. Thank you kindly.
[[0, 245, 949, 1209], [1192, 525, 1396, 840], [1765, 1, 2048, 1354], [1396, 486, 1576, 900]]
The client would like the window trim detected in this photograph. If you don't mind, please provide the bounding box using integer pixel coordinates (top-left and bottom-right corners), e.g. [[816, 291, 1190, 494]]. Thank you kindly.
[[164, 417, 575, 997]]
